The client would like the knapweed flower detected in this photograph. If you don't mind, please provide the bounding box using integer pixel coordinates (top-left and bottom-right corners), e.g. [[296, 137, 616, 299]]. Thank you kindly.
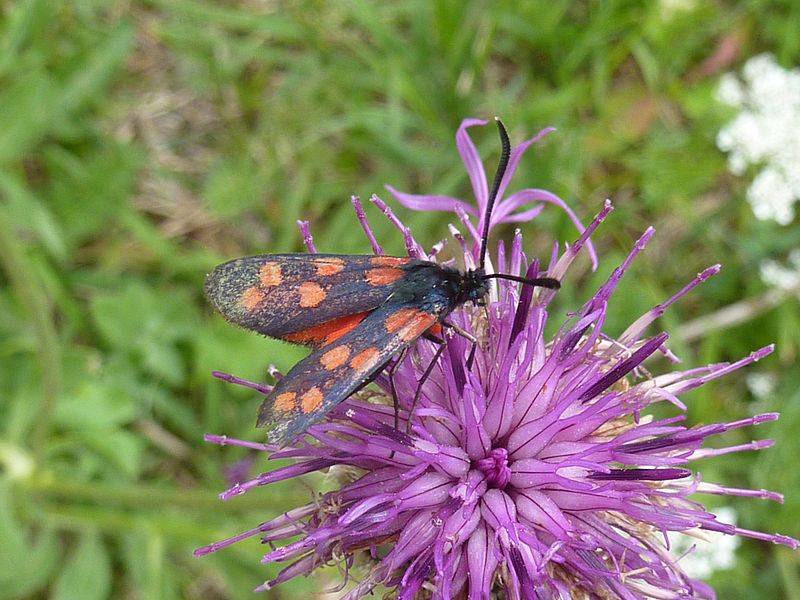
[[197, 119, 797, 598], [717, 53, 800, 225]]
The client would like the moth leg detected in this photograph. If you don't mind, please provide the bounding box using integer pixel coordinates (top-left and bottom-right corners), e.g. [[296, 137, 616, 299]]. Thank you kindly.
[[422, 331, 444, 344], [440, 320, 477, 344], [406, 340, 447, 434], [440, 319, 479, 371], [387, 347, 409, 431], [466, 342, 478, 371]]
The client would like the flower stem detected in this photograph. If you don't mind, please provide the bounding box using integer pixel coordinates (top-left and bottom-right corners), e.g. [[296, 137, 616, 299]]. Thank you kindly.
[[0, 202, 60, 462], [676, 284, 800, 341]]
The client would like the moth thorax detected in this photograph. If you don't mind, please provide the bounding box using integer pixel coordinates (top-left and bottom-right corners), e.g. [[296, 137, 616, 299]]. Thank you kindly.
[[460, 269, 488, 304]]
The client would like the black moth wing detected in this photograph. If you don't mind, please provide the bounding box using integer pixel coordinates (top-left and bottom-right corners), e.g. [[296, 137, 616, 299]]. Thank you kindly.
[[258, 301, 438, 446], [204, 254, 415, 341]]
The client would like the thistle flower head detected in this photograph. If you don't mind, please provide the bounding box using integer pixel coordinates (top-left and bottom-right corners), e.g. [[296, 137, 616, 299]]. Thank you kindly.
[[197, 120, 797, 598]]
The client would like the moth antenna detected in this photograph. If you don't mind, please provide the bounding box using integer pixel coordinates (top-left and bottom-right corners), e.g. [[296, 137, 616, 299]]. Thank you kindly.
[[483, 272, 561, 289], [478, 117, 511, 271]]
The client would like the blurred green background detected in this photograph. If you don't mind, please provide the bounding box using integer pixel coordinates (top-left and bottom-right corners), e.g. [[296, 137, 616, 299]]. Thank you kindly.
[[1, 1, 799, 598]]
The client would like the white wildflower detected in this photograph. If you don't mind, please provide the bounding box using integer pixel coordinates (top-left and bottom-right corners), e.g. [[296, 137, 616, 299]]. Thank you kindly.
[[659, 0, 697, 20], [716, 54, 800, 225], [671, 507, 741, 579], [746, 372, 777, 401], [760, 249, 800, 292]]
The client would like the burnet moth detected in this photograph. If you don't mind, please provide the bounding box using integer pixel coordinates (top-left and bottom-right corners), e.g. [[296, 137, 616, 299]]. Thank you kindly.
[[204, 119, 560, 446]]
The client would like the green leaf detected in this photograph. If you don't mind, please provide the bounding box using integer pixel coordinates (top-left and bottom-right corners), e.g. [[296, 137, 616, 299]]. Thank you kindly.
[[154, 0, 304, 38], [195, 318, 306, 381], [0, 480, 60, 597], [202, 154, 270, 218], [79, 429, 144, 479], [90, 281, 197, 385], [0, 171, 66, 261], [0, 69, 57, 164], [92, 283, 195, 350], [56, 379, 138, 430], [58, 22, 135, 116], [52, 531, 111, 600], [44, 142, 143, 250], [0, 0, 49, 77]]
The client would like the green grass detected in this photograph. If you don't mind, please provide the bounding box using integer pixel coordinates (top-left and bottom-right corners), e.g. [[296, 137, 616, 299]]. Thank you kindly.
[[1, 1, 799, 598]]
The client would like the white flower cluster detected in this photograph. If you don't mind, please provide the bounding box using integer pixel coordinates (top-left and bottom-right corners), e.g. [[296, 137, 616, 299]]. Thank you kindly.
[[746, 372, 777, 402], [671, 507, 741, 579], [717, 54, 800, 225], [659, 0, 697, 20], [760, 249, 800, 292]]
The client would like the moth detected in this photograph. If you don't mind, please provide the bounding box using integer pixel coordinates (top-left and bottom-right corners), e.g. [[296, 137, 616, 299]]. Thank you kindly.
[[205, 120, 559, 446]]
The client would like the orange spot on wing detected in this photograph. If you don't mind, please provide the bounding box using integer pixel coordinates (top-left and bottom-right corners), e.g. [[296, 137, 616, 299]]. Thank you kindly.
[[399, 313, 436, 342], [428, 323, 443, 337], [384, 308, 437, 342], [322, 313, 369, 345], [371, 256, 409, 267], [366, 267, 405, 286], [283, 312, 370, 347], [315, 258, 345, 276], [384, 308, 419, 333], [298, 281, 327, 307], [350, 347, 382, 373], [321, 345, 351, 370], [274, 392, 297, 413], [301, 387, 324, 413], [259, 262, 282, 287], [241, 287, 266, 311]]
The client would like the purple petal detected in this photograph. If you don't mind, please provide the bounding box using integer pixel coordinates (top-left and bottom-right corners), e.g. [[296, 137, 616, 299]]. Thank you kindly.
[[495, 188, 599, 270], [455, 118, 490, 212], [351, 195, 384, 254], [466, 522, 499, 599], [296, 219, 316, 253], [576, 333, 670, 403], [386, 185, 479, 216]]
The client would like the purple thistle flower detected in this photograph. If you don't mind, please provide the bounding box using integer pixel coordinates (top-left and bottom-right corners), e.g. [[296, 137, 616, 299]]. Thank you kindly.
[[197, 120, 798, 598]]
